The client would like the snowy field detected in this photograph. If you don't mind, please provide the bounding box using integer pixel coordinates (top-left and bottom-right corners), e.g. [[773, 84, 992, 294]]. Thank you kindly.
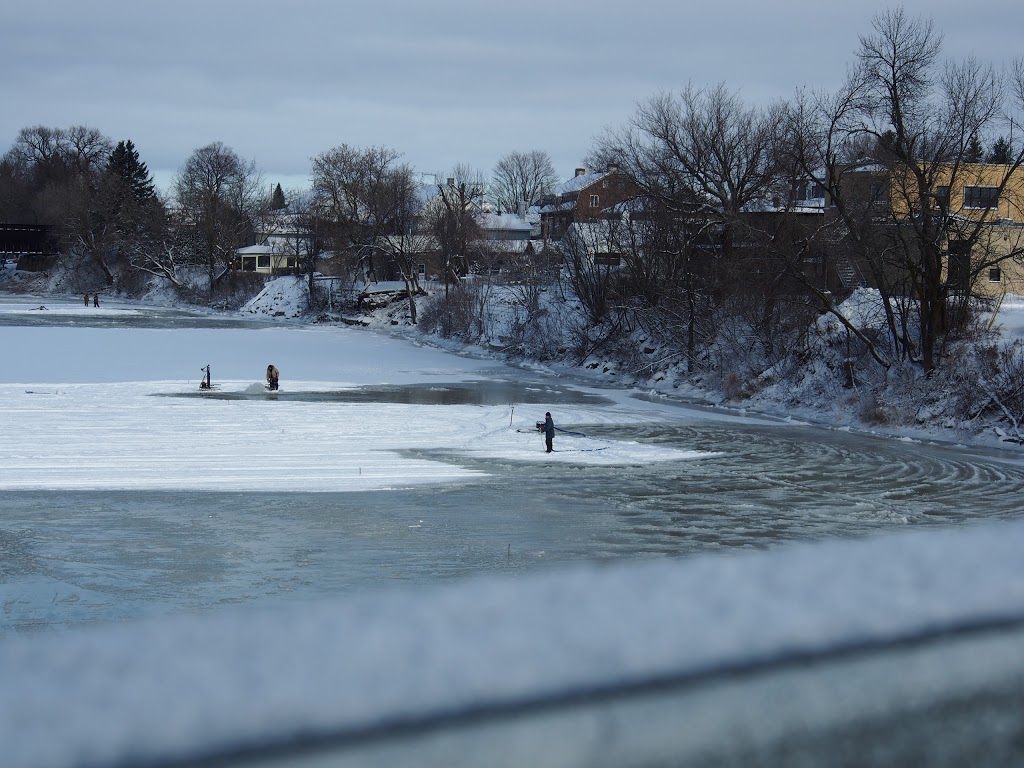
[[3, 292, 1024, 767], [0, 297, 712, 494]]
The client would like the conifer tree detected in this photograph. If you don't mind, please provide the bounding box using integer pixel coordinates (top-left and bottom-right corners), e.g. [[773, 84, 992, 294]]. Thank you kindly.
[[964, 134, 984, 163], [270, 183, 287, 210], [987, 136, 1014, 164], [108, 139, 156, 207]]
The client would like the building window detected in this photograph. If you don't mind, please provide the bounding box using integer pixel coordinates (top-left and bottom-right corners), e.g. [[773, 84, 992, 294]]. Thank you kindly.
[[948, 240, 971, 291], [589, 194, 600, 208], [257, 255, 271, 269], [934, 186, 950, 210], [989, 267, 1002, 283], [418, 263, 425, 275], [964, 186, 999, 209], [869, 182, 888, 205]]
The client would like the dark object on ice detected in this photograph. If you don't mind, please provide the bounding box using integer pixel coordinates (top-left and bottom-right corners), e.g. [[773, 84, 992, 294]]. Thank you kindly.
[[543, 412, 554, 453], [200, 365, 212, 390], [266, 364, 279, 391], [83, 293, 89, 306], [93, 293, 99, 307]]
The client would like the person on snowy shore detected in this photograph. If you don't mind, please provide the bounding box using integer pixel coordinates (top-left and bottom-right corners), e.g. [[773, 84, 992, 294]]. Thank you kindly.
[[266, 364, 279, 391], [543, 412, 554, 453]]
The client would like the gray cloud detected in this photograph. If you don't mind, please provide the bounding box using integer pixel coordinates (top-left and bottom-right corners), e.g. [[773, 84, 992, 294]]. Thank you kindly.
[[3, 0, 1020, 187]]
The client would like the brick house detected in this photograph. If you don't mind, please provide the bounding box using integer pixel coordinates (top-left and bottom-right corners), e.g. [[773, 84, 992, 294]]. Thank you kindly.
[[536, 166, 638, 245]]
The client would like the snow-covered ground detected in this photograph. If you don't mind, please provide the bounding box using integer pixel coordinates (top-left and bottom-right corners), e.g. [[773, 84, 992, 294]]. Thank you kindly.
[[3, 283, 1024, 767], [0, 294, 711, 494]]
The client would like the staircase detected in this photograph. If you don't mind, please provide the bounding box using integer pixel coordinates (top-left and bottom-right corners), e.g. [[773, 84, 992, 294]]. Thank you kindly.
[[834, 254, 866, 290]]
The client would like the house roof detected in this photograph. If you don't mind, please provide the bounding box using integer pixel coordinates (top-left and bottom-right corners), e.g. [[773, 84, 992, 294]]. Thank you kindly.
[[237, 245, 274, 256], [478, 212, 531, 234], [552, 170, 611, 197]]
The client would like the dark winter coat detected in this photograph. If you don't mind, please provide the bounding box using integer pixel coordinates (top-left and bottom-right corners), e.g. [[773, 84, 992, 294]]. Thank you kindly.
[[544, 415, 554, 438]]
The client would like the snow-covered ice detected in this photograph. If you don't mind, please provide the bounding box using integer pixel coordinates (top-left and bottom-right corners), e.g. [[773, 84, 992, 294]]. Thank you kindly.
[[0, 300, 706, 493]]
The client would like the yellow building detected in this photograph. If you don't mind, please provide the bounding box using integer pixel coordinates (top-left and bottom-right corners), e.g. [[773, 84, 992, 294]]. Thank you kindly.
[[837, 162, 1024, 297], [888, 162, 1024, 223]]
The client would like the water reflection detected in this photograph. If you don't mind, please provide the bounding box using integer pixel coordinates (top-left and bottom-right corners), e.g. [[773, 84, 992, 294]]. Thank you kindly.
[[162, 381, 612, 406]]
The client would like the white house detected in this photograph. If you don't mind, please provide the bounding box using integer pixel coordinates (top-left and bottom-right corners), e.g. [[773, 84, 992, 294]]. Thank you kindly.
[[237, 212, 313, 274]]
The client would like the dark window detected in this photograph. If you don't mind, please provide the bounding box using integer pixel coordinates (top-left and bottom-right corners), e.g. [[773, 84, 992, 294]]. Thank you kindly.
[[869, 182, 888, 205], [935, 186, 950, 210], [964, 186, 999, 209], [948, 240, 971, 291], [589, 194, 600, 208], [989, 267, 1002, 283]]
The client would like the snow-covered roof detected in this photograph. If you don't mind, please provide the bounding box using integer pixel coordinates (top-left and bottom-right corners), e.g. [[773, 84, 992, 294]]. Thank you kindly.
[[560, 222, 623, 253], [552, 170, 610, 197], [478, 212, 531, 234], [537, 200, 576, 214], [236, 244, 273, 255]]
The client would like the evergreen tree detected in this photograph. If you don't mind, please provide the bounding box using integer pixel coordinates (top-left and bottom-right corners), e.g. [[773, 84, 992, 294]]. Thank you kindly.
[[987, 136, 1014, 164], [108, 140, 156, 206], [271, 183, 287, 210], [964, 134, 984, 163]]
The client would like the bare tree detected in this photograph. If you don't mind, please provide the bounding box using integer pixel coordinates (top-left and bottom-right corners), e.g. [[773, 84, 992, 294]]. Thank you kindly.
[[787, 9, 1024, 373], [3, 126, 118, 282], [427, 165, 485, 290], [620, 86, 780, 241], [590, 85, 782, 370], [280, 189, 324, 302], [311, 144, 424, 321], [128, 223, 194, 290], [173, 142, 263, 293], [491, 150, 557, 213]]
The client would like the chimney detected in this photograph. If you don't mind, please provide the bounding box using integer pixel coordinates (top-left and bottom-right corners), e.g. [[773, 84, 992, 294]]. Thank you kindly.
[[574, 168, 586, 177], [607, 162, 619, 173], [517, 201, 527, 218], [447, 177, 455, 187]]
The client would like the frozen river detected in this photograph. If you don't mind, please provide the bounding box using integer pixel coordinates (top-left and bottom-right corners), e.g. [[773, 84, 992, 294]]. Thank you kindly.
[[2, 296, 1024, 635]]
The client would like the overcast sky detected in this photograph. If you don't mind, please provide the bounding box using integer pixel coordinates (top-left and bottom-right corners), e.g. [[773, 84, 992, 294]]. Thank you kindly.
[[2, 1, 1021, 192]]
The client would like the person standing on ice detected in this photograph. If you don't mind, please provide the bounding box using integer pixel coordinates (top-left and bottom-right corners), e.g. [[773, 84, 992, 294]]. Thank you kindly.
[[266, 364, 279, 391], [543, 412, 555, 453]]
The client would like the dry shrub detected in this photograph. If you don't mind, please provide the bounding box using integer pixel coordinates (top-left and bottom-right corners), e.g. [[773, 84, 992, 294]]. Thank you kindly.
[[857, 391, 890, 425], [722, 372, 747, 400], [419, 283, 481, 339]]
